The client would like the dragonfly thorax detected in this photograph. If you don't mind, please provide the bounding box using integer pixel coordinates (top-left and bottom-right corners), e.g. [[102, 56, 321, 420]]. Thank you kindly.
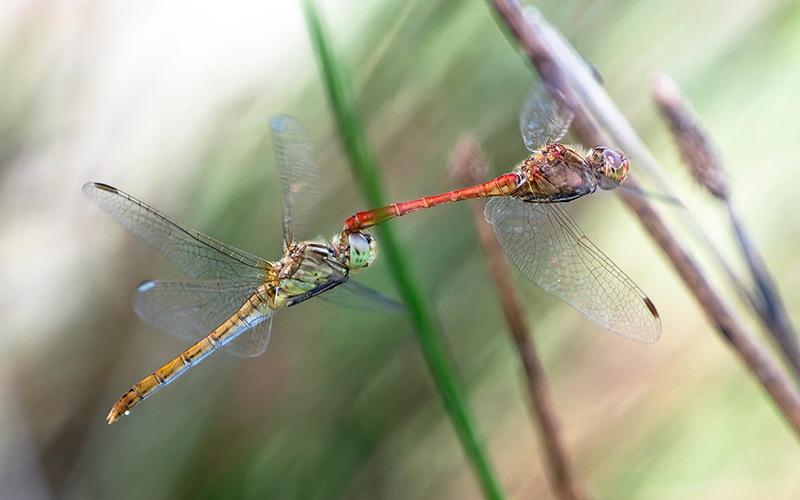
[[514, 144, 598, 203], [277, 241, 346, 297]]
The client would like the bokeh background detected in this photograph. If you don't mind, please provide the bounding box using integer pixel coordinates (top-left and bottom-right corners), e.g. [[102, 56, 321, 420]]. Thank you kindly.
[[2, 0, 800, 498]]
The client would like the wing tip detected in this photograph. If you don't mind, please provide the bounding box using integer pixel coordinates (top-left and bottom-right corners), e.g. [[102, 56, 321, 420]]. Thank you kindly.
[[85, 182, 117, 194], [633, 296, 662, 344], [605, 296, 662, 344], [638, 331, 661, 344], [137, 280, 157, 293], [643, 296, 660, 320], [631, 296, 662, 344], [270, 115, 288, 133]]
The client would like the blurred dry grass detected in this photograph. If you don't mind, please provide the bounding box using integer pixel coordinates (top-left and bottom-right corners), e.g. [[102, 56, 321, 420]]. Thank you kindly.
[[1, 0, 800, 498]]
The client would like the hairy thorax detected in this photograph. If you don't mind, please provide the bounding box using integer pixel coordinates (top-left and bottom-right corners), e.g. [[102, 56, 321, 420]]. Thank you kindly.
[[277, 241, 346, 297], [513, 144, 598, 203]]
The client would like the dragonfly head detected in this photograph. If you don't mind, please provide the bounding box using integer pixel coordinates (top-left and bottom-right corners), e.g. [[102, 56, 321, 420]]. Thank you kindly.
[[588, 147, 629, 190], [345, 231, 378, 270]]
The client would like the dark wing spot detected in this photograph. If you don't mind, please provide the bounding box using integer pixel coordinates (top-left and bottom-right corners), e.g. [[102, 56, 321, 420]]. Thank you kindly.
[[94, 182, 118, 193], [643, 296, 660, 319]]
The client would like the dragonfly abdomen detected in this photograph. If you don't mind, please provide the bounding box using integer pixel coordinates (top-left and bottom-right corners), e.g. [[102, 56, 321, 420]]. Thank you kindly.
[[106, 294, 269, 424], [343, 172, 521, 233]]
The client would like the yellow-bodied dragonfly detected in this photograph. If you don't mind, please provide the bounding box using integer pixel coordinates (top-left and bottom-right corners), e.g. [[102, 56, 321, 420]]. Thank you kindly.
[[85, 116, 398, 424]]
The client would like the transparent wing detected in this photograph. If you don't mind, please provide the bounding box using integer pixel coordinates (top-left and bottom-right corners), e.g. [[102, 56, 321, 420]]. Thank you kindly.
[[485, 197, 661, 343], [83, 182, 271, 282], [519, 84, 575, 152], [134, 279, 275, 357], [270, 115, 321, 247], [312, 280, 406, 313]]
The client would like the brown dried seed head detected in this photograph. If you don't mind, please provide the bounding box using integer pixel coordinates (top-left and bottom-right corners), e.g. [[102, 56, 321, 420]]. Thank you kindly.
[[651, 73, 729, 199]]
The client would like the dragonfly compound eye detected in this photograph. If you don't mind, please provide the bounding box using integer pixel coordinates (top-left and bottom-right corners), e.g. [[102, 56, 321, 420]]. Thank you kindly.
[[603, 149, 623, 169], [591, 147, 629, 190], [347, 232, 377, 270]]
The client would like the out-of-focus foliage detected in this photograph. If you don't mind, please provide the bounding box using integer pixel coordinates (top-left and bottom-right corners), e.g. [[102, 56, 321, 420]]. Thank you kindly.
[[1, 0, 799, 498]]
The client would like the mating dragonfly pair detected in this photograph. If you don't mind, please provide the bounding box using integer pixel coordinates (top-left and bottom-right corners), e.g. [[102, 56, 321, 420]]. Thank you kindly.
[[86, 86, 660, 424]]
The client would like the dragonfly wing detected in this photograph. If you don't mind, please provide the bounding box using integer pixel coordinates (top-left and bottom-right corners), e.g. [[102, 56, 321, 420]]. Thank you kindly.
[[312, 280, 406, 313], [485, 197, 661, 343], [83, 182, 270, 282], [270, 115, 321, 247], [134, 279, 275, 357], [227, 315, 273, 358], [280, 259, 404, 313], [519, 84, 575, 151]]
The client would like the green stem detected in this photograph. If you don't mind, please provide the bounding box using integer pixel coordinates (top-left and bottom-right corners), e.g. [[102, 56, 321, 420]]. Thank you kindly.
[[303, 2, 504, 499]]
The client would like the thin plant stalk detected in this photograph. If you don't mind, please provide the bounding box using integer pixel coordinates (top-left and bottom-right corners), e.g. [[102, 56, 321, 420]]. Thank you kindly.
[[652, 73, 800, 382], [303, 2, 505, 498], [728, 202, 800, 376], [449, 137, 584, 500], [489, 0, 800, 436]]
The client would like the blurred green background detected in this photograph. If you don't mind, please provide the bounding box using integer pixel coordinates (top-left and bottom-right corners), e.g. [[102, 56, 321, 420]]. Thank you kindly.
[[2, 0, 800, 498]]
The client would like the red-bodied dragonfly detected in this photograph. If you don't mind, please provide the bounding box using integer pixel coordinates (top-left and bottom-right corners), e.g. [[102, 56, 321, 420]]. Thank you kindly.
[[85, 116, 398, 424], [341, 86, 660, 343]]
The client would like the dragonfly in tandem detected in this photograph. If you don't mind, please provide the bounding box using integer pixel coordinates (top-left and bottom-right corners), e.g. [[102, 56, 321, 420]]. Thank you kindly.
[[341, 85, 661, 343], [85, 116, 398, 424]]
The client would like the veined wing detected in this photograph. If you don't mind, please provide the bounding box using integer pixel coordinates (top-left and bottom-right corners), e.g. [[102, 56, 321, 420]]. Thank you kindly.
[[519, 84, 574, 151], [83, 182, 271, 282], [134, 278, 274, 357], [270, 115, 321, 247], [485, 196, 661, 343], [300, 280, 406, 313]]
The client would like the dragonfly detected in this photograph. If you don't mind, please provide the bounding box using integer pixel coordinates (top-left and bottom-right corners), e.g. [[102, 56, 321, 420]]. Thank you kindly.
[[85, 116, 395, 424], [341, 85, 661, 343]]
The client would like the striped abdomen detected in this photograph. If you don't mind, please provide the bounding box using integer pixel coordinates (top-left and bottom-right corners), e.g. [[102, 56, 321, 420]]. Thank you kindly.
[[343, 172, 521, 233], [106, 289, 273, 424]]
